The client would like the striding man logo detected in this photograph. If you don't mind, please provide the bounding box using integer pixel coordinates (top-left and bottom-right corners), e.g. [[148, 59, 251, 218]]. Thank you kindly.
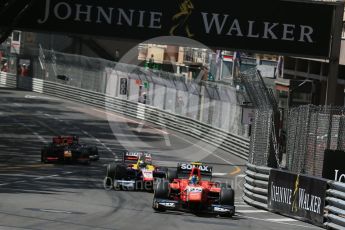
[[170, 0, 194, 38], [291, 174, 300, 213]]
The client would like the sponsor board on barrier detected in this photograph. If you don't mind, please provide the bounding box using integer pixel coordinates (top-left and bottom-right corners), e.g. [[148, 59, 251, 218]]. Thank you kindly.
[[322, 149, 345, 183], [0, 0, 338, 57], [268, 169, 327, 226]]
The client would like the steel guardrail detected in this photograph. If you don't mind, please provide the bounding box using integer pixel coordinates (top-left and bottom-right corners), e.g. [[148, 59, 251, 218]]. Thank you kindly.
[[243, 163, 271, 210], [324, 181, 345, 230], [14, 76, 250, 160], [0, 72, 17, 88]]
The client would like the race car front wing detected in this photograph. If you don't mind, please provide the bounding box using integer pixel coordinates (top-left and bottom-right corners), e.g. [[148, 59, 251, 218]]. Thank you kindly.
[[153, 198, 235, 216]]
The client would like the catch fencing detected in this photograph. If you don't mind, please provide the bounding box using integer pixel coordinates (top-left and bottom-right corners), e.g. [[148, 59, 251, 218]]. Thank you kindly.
[[286, 105, 345, 177], [238, 68, 281, 168], [33, 48, 249, 137]]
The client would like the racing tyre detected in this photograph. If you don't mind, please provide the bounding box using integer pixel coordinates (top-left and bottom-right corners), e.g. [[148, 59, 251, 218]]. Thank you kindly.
[[106, 163, 116, 178], [219, 188, 234, 206], [219, 188, 235, 217], [114, 164, 127, 180], [154, 179, 170, 199], [105, 163, 116, 187], [166, 168, 177, 183]]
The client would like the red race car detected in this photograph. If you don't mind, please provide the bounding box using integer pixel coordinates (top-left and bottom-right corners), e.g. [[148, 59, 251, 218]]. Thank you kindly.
[[152, 162, 235, 217]]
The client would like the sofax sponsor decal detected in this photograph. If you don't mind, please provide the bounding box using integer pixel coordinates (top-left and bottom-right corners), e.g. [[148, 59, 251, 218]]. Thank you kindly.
[[180, 163, 212, 172], [268, 169, 327, 225], [322, 150, 345, 183]]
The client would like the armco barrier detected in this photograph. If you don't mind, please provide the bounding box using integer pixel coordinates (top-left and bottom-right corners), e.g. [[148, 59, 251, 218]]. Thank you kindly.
[[0, 72, 17, 88], [13, 76, 249, 160], [324, 181, 345, 230], [243, 163, 271, 210]]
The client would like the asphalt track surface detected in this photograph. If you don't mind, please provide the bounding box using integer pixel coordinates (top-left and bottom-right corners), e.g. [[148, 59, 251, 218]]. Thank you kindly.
[[0, 88, 322, 230]]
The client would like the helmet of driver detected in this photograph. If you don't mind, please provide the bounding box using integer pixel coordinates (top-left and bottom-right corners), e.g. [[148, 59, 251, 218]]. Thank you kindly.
[[139, 160, 147, 168], [190, 175, 199, 185]]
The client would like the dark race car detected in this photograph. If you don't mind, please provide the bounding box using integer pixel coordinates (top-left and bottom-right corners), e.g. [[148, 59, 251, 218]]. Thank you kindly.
[[41, 136, 99, 164], [104, 151, 166, 191], [152, 162, 235, 217]]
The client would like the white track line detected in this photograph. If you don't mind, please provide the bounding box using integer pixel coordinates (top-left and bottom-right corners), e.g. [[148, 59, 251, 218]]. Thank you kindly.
[[12, 118, 47, 144], [39, 209, 72, 214], [265, 218, 298, 222], [0, 173, 74, 187], [212, 173, 228, 176], [92, 108, 239, 170], [236, 215, 319, 229], [237, 210, 268, 213], [93, 108, 169, 135], [43, 113, 116, 156], [236, 174, 247, 178], [34, 175, 59, 180]]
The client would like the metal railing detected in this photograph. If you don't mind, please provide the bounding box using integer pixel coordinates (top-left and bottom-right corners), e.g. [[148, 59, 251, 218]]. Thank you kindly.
[[242, 163, 271, 210], [0, 72, 17, 88], [239, 68, 281, 168], [33, 48, 249, 138], [12, 76, 250, 159], [324, 181, 345, 230]]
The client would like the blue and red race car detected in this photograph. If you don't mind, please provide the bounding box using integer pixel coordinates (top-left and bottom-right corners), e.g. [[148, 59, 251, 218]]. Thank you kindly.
[[41, 136, 99, 164], [105, 151, 166, 191]]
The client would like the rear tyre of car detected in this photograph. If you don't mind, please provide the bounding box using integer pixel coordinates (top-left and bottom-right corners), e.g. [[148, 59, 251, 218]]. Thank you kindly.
[[166, 168, 177, 183], [114, 164, 127, 180], [105, 163, 116, 188], [106, 163, 117, 179], [153, 179, 170, 212], [220, 188, 234, 206], [154, 179, 170, 199], [219, 188, 235, 217], [106, 163, 127, 189]]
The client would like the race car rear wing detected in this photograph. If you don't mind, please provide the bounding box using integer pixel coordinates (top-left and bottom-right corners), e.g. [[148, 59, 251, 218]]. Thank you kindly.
[[177, 162, 213, 179], [123, 151, 152, 163], [52, 136, 78, 146]]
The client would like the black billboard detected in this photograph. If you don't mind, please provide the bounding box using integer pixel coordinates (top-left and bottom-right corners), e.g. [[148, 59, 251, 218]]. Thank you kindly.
[[268, 169, 327, 226], [0, 0, 337, 58], [322, 149, 345, 183]]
